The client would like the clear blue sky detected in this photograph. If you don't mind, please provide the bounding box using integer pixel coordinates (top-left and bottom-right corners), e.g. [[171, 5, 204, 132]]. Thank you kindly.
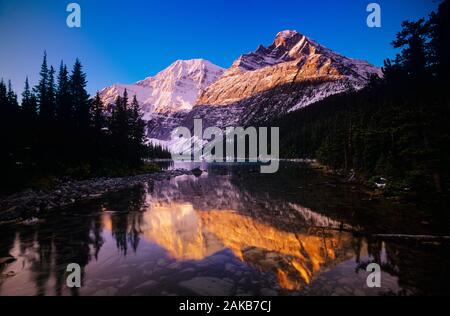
[[0, 0, 439, 96]]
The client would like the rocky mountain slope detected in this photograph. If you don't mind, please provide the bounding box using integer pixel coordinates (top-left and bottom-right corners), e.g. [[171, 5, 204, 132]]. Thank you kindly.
[[197, 30, 381, 108]]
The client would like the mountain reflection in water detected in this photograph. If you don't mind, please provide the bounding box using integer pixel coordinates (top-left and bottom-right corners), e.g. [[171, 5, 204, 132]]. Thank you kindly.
[[1, 162, 450, 296], [103, 202, 352, 290]]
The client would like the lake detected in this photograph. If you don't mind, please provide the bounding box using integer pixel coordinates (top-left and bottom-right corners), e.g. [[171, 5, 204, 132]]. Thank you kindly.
[[1, 162, 449, 296]]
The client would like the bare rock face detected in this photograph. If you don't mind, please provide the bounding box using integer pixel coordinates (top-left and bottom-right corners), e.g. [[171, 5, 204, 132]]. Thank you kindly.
[[197, 30, 381, 108]]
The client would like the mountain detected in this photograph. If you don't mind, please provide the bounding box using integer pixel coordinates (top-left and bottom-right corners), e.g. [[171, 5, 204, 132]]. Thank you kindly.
[[99, 30, 382, 144], [99, 59, 224, 120], [197, 30, 381, 108]]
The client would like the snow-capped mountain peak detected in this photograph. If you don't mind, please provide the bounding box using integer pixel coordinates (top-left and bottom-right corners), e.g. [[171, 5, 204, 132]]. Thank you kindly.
[[99, 59, 224, 119], [137, 59, 223, 88], [274, 29, 304, 48]]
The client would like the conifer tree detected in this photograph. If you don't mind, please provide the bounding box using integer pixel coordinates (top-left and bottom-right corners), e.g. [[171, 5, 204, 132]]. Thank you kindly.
[[110, 90, 130, 162], [21, 77, 38, 119], [0, 80, 8, 132], [56, 62, 72, 123], [35, 52, 50, 120], [91, 92, 106, 134], [7, 80, 19, 109], [128, 95, 146, 165], [122, 88, 129, 110], [46, 66, 56, 120], [391, 18, 430, 81], [0, 80, 8, 173], [0, 80, 7, 106], [429, 0, 450, 83], [70, 59, 90, 129], [89, 92, 107, 166]]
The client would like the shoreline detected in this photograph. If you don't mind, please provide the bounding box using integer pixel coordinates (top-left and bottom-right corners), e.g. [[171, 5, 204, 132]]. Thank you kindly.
[[0, 169, 192, 224]]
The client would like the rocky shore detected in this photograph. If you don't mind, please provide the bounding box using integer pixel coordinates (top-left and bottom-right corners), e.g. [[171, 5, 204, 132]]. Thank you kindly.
[[0, 169, 192, 224]]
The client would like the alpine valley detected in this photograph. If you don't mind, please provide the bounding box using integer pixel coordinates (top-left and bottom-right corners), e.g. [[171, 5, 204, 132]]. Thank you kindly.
[[99, 30, 382, 147]]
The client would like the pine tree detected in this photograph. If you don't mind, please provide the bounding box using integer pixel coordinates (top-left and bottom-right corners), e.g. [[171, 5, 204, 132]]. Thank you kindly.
[[91, 92, 106, 134], [70, 59, 90, 129], [6, 80, 19, 111], [89, 92, 107, 167], [56, 62, 72, 123], [110, 90, 130, 162], [0, 79, 20, 180], [122, 88, 129, 110], [111, 91, 128, 137], [391, 19, 430, 82], [46, 66, 56, 120], [128, 95, 146, 165], [0, 80, 9, 175], [429, 0, 450, 83], [0, 80, 7, 106], [0, 80, 8, 131], [35, 52, 50, 120], [21, 77, 31, 107], [21, 77, 37, 118]]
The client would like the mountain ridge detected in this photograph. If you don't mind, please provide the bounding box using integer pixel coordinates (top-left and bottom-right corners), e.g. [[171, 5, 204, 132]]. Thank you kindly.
[[196, 30, 381, 107]]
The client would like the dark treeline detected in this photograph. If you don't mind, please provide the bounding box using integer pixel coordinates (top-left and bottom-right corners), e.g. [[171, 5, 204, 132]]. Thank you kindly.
[[269, 1, 450, 194], [0, 53, 170, 193]]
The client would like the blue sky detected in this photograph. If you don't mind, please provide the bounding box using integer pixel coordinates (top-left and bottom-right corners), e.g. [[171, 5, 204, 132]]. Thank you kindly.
[[0, 0, 438, 96]]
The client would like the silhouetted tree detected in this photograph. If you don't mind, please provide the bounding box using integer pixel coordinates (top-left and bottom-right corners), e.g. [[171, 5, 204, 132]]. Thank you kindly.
[[21, 77, 37, 119], [35, 52, 53, 121], [128, 95, 146, 165], [91, 92, 106, 135], [70, 59, 90, 129], [429, 0, 450, 84], [7, 80, 19, 110], [110, 90, 130, 162], [56, 62, 72, 123], [390, 18, 431, 82]]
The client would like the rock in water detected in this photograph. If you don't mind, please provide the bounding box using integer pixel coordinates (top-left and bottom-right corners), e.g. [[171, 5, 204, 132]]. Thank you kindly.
[[179, 277, 234, 296], [191, 168, 203, 177]]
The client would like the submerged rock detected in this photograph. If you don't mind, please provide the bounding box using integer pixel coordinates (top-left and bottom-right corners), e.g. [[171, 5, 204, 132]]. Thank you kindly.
[[179, 277, 234, 296], [191, 168, 203, 177]]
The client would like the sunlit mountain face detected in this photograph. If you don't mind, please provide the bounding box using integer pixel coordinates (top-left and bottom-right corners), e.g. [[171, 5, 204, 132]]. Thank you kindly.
[[1, 163, 450, 296]]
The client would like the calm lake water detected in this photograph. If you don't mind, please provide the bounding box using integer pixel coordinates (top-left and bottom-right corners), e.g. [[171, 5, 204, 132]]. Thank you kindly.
[[1, 162, 449, 296]]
